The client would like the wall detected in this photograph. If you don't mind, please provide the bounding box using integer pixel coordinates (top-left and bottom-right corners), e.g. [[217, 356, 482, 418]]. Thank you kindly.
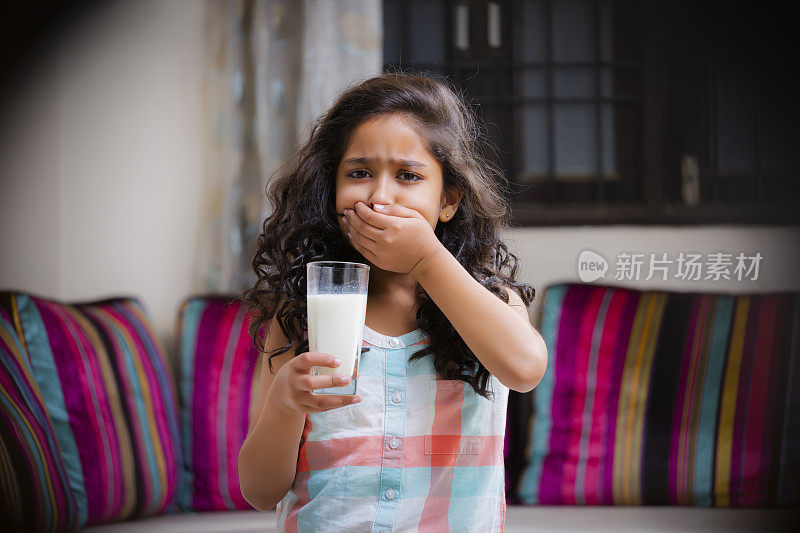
[[0, 0, 205, 364], [504, 225, 800, 324], [1, 0, 798, 366]]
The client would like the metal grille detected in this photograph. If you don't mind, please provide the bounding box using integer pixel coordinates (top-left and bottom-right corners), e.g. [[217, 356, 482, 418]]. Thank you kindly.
[[384, 0, 643, 206]]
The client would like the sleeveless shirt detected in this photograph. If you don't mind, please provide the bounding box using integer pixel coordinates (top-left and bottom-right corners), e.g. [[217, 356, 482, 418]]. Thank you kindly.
[[276, 324, 509, 532]]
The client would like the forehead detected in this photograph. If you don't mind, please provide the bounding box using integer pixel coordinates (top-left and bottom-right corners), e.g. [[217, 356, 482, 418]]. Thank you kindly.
[[341, 113, 435, 163]]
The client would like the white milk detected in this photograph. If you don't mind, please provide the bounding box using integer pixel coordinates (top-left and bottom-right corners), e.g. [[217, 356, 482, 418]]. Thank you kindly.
[[307, 292, 368, 377]]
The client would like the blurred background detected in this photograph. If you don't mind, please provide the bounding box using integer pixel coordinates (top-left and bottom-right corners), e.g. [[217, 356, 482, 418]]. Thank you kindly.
[[1, 0, 799, 363]]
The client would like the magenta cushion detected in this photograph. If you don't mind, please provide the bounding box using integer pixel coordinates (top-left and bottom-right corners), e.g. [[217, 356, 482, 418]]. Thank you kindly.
[[516, 283, 800, 508], [0, 292, 182, 526], [1, 309, 79, 531], [177, 296, 259, 511]]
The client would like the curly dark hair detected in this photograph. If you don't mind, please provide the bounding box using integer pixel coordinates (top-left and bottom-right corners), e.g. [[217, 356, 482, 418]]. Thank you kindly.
[[238, 72, 535, 399]]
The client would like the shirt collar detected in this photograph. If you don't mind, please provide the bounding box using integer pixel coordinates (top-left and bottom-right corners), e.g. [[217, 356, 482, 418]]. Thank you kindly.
[[363, 324, 429, 349]]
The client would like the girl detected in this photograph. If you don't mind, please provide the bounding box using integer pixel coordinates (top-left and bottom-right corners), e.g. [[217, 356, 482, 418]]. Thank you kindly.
[[238, 72, 547, 532]]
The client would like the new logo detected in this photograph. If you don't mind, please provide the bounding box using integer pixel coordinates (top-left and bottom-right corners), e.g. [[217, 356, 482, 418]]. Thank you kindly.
[[578, 250, 608, 283]]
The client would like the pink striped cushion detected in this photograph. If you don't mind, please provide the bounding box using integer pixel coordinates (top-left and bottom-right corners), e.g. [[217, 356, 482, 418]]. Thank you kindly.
[[0, 292, 182, 527], [1, 309, 79, 531], [516, 283, 800, 507], [177, 296, 259, 511]]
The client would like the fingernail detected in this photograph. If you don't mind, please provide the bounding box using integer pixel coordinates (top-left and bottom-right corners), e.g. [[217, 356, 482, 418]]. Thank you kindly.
[[338, 376, 350, 385], [374, 204, 387, 211], [352, 396, 362, 403], [347, 232, 351, 239], [334, 358, 342, 367]]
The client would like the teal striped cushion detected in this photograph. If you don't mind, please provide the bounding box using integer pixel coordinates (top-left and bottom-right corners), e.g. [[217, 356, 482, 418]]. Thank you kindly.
[[177, 296, 259, 511], [516, 283, 800, 507], [0, 292, 183, 526], [1, 310, 79, 532]]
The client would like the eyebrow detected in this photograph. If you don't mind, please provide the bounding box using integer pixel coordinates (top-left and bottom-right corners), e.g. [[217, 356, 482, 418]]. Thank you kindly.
[[343, 156, 428, 169]]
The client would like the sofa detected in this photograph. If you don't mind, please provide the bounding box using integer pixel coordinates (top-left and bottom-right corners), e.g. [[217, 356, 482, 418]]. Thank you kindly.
[[1, 283, 798, 532]]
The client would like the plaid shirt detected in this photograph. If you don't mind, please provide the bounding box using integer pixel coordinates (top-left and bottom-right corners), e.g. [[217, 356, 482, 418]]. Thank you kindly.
[[276, 324, 508, 532]]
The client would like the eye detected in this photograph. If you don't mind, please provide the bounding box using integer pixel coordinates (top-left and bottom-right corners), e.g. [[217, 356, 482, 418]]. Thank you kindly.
[[399, 171, 422, 182], [346, 169, 370, 179]]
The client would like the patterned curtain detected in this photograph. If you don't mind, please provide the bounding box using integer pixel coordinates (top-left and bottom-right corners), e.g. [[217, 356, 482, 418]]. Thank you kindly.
[[196, 0, 382, 293]]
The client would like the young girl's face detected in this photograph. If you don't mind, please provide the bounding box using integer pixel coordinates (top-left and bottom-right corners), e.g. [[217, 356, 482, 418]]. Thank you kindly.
[[335, 113, 454, 243]]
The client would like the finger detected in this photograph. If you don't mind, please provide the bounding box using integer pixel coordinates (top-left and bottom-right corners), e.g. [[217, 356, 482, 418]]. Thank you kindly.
[[345, 206, 383, 237], [352, 201, 392, 230], [344, 208, 382, 240], [294, 352, 341, 372], [303, 373, 352, 391], [348, 232, 378, 263], [301, 392, 362, 412], [347, 222, 377, 247], [362, 201, 424, 221]]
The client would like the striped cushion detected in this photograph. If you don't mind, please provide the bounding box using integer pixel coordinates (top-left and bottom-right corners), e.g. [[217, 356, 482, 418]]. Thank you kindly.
[[177, 296, 259, 511], [1, 310, 79, 532], [0, 292, 182, 526], [516, 283, 800, 507]]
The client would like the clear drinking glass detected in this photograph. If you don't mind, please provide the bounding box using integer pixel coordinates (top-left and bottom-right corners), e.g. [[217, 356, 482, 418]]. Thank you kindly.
[[307, 261, 369, 395]]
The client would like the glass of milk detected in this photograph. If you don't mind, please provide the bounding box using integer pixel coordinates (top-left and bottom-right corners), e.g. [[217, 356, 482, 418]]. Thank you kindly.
[[307, 261, 369, 396]]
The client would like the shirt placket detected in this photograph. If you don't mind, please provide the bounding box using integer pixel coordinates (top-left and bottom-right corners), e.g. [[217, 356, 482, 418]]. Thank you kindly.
[[371, 335, 406, 533]]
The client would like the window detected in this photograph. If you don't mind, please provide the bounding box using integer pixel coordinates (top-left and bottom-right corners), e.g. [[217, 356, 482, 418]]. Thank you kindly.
[[664, 2, 800, 209], [383, 0, 800, 226]]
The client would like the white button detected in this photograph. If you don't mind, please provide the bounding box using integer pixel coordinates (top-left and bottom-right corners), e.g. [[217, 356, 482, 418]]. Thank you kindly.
[[388, 337, 400, 347], [391, 391, 401, 403], [389, 438, 400, 449], [385, 488, 396, 500]]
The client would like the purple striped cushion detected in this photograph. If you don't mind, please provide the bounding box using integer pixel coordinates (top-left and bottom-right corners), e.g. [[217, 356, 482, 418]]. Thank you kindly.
[[1, 310, 79, 532], [177, 296, 259, 511], [0, 292, 182, 526], [516, 283, 800, 507]]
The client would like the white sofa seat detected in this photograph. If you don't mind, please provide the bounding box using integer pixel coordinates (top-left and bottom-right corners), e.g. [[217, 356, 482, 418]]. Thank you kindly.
[[82, 505, 800, 532]]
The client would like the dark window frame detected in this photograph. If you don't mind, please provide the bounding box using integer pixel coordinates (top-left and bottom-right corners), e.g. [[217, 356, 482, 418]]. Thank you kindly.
[[382, 0, 800, 226]]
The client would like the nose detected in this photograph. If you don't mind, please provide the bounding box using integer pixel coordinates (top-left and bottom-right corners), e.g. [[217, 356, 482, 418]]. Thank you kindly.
[[366, 173, 394, 208]]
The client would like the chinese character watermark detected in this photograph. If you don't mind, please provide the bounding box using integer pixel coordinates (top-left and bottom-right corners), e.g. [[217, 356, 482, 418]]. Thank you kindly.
[[578, 250, 762, 283]]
